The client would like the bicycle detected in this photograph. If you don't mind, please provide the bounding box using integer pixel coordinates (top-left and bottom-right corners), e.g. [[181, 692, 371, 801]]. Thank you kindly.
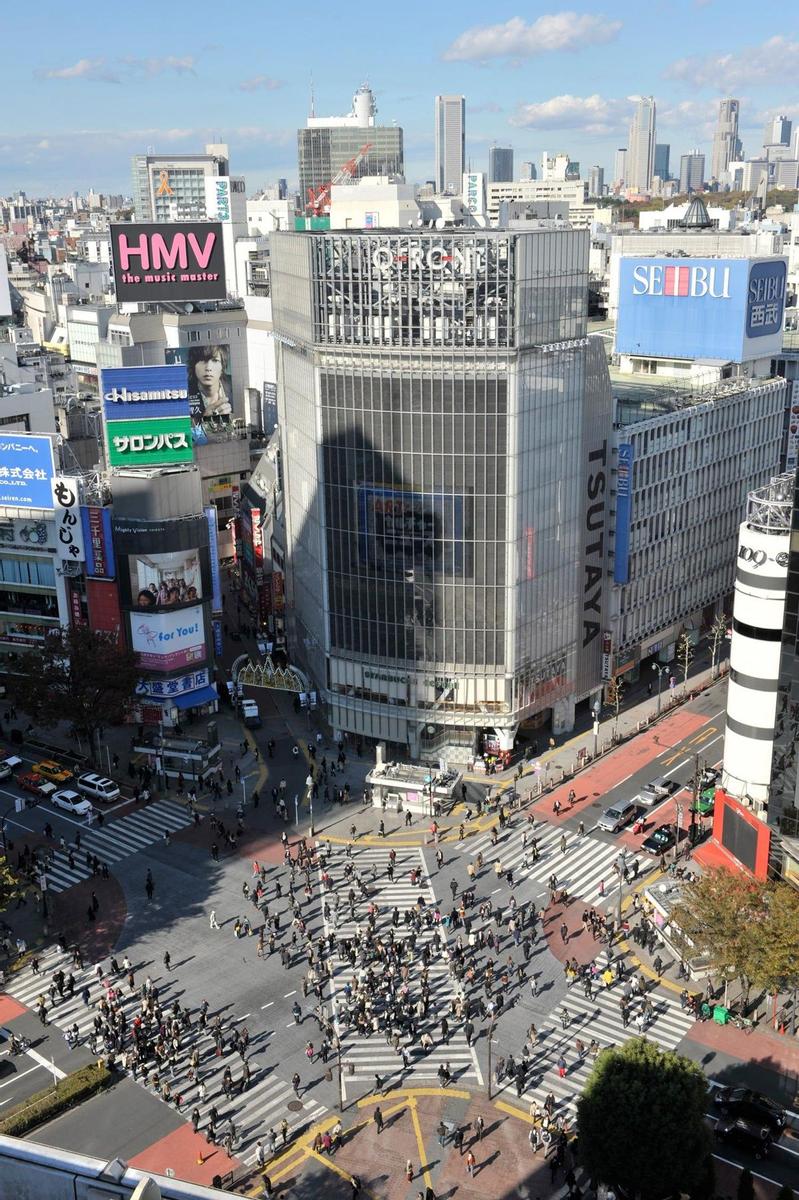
[[730, 1013, 755, 1034]]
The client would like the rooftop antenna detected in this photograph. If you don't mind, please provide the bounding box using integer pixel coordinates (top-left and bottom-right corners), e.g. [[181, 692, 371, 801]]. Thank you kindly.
[[310, 74, 315, 119]]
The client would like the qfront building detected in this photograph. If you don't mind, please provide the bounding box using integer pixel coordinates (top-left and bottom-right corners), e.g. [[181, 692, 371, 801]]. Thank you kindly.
[[270, 228, 613, 758]]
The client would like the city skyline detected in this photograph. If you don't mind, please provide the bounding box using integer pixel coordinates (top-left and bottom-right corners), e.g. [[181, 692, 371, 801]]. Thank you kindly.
[[2, 0, 799, 194]]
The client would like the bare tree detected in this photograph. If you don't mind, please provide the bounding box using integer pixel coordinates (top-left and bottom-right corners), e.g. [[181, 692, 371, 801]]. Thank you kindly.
[[709, 612, 728, 680], [607, 677, 625, 740], [677, 632, 694, 694]]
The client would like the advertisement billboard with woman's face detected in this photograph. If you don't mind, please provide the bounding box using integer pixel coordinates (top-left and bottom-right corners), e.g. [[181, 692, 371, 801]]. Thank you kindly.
[[166, 345, 233, 444]]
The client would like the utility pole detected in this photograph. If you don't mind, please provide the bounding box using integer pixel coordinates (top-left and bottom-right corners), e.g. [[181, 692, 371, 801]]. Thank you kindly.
[[689, 753, 702, 843], [487, 1017, 496, 1100]]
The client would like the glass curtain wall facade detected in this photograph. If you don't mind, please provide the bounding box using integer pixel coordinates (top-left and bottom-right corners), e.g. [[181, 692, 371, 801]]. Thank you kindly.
[[297, 128, 405, 209], [271, 230, 613, 755]]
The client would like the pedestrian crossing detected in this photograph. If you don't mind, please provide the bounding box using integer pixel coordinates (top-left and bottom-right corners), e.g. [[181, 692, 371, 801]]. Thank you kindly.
[[37, 800, 194, 893], [460, 821, 629, 906], [2, 950, 325, 1166], [495, 952, 695, 1118], [317, 845, 482, 1093]]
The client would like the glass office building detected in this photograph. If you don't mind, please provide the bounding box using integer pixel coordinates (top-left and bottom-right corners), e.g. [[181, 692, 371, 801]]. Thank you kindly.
[[297, 127, 404, 211], [270, 229, 613, 757]]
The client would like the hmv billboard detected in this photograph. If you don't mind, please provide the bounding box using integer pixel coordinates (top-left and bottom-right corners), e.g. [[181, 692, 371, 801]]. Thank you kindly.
[[109, 222, 227, 303], [615, 256, 787, 364]]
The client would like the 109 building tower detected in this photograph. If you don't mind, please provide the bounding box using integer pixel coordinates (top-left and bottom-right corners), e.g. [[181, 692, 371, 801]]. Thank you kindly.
[[270, 228, 612, 758]]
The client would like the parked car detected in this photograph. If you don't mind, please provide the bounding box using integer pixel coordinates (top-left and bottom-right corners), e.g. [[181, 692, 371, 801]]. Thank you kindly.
[[32, 759, 74, 784], [241, 699, 261, 729], [597, 798, 638, 834], [76, 772, 120, 804], [642, 824, 678, 855], [638, 776, 679, 807], [714, 1116, 772, 1159], [693, 789, 715, 816], [713, 1087, 787, 1136], [51, 789, 93, 817], [16, 772, 58, 801]]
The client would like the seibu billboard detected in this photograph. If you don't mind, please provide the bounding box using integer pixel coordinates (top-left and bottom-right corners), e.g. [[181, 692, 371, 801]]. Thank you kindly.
[[615, 255, 787, 363], [109, 222, 227, 303]]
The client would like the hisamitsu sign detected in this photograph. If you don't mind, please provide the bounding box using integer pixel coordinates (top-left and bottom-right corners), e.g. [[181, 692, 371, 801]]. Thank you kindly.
[[110, 222, 227, 303], [615, 255, 787, 364]]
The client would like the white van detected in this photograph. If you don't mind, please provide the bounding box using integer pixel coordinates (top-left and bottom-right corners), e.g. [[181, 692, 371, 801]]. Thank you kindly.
[[76, 772, 121, 804], [241, 699, 261, 729]]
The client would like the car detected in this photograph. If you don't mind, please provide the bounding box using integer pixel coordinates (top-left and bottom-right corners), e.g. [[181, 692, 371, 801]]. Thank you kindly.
[[16, 772, 58, 801], [642, 824, 678, 855], [597, 798, 638, 833], [713, 1087, 787, 1135], [241, 699, 261, 729], [51, 789, 93, 817], [693, 790, 715, 816], [700, 766, 720, 790], [32, 759, 74, 784], [76, 772, 120, 804], [0, 754, 22, 781], [638, 776, 679, 807], [714, 1116, 772, 1159]]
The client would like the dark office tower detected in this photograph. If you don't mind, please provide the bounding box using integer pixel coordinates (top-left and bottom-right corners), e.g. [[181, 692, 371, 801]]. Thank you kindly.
[[654, 143, 670, 181], [489, 145, 514, 183], [270, 228, 613, 759]]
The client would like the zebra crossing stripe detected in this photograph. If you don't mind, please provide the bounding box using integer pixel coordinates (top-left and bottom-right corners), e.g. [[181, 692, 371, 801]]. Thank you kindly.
[[3, 952, 323, 1164], [38, 800, 193, 893]]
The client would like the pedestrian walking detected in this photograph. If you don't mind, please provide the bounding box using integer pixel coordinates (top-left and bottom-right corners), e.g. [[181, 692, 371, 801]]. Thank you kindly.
[[292, 1072, 301, 1096], [163, 951, 171, 971], [560, 833, 567, 854], [374, 1105, 383, 1134], [465, 1150, 476, 1177], [406, 1160, 414, 1182], [557, 1054, 567, 1078], [145, 871, 154, 902], [209, 910, 220, 930]]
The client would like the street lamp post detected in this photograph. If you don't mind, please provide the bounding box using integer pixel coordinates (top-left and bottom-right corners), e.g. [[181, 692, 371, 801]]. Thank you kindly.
[[652, 664, 667, 718], [306, 774, 314, 836], [592, 699, 601, 758]]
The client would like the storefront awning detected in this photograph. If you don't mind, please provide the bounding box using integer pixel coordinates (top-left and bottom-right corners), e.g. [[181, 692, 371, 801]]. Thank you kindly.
[[172, 684, 218, 710]]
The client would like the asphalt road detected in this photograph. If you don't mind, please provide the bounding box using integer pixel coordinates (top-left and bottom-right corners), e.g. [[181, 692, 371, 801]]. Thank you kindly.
[[2, 678, 798, 1193]]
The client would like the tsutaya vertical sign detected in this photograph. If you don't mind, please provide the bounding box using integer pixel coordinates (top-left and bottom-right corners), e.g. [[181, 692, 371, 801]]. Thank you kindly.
[[51, 477, 85, 563], [582, 441, 607, 647]]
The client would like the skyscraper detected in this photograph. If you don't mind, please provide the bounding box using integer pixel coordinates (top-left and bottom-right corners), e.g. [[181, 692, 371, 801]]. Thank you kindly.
[[614, 148, 628, 189], [488, 145, 514, 184], [435, 95, 466, 194], [588, 165, 605, 196], [711, 99, 741, 181], [654, 143, 670, 181], [626, 97, 656, 192], [763, 114, 792, 150], [679, 150, 705, 194]]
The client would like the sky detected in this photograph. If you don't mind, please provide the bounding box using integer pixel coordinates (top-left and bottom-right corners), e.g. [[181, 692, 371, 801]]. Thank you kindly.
[[2, 0, 798, 197]]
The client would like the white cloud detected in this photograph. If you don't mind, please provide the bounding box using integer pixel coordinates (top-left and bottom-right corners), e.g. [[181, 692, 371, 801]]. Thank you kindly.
[[37, 58, 121, 83], [443, 12, 622, 62], [664, 36, 799, 90], [36, 55, 198, 84], [238, 75, 284, 93], [510, 93, 630, 134], [121, 56, 197, 77]]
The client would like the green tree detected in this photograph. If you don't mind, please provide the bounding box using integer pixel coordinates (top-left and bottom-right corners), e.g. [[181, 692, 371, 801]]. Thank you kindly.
[[775, 1185, 795, 1200], [746, 883, 799, 1020], [12, 625, 140, 762], [737, 1167, 754, 1200], [672, 868, 765, 1002], [576, 1038, 711, 1200]]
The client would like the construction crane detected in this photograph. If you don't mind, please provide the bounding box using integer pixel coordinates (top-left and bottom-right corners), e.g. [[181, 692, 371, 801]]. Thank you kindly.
[[307, 142, 373, 217]]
